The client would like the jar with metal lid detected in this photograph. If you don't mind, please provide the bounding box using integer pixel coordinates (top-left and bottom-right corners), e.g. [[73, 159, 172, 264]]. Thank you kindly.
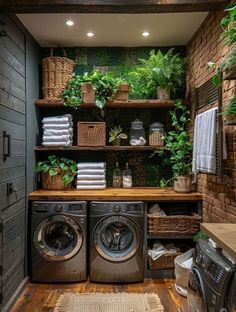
[[149, 122, 164, 146], [129, 119, 146, 146]]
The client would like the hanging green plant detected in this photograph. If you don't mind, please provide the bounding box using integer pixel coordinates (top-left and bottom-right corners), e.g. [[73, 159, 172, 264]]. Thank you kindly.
[[220, 3, 236, 46]]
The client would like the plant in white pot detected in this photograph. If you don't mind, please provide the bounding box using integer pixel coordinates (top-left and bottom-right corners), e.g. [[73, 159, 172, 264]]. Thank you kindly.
[[156, 100, 193, 192]]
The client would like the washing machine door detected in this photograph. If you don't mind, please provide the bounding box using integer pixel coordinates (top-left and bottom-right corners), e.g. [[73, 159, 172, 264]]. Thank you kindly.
[[93, 215, 141, 262], [34, 215, 83, 261], [188, 268, 208, 312]]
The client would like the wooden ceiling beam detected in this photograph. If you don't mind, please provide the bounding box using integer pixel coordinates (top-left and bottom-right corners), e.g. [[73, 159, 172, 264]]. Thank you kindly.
[[0, 0, 230, 14]]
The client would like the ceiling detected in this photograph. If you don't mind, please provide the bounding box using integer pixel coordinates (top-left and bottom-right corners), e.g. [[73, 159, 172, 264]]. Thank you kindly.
[[18, 13, 208, 47]]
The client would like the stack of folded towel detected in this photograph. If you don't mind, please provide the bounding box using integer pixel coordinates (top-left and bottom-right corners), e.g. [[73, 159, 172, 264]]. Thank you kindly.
[[42, 114, 73, 147], [76, 162, 106, 189]]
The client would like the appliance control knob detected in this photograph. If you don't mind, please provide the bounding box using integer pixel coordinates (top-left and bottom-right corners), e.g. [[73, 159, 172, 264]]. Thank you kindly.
[[113, 205, 121, 212], [55, 204, 62, 212]]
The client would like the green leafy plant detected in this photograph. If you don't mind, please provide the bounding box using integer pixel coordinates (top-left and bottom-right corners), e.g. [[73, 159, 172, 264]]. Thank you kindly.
[[35, 155, 77, 185], [208, 47, 236, 86], [62, 70, 122, 110], [221, 3, 236, 46], [193, 231, 208, 242], [224, 95, 236, 116], [109, 126, 127, 143], [128, 49, 185, 99], [152, 100, 192, 187]]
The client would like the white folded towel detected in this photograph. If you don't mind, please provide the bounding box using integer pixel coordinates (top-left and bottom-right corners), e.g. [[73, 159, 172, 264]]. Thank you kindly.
[[42, 114, 72, 124], [43, 135, 72, 142], [43, 128, 73, 136], [77, 175, 106, 180], [192, 107, 218, 173], [76, 185, 106, 189], [42, 141, 72, 147], [77, 169, 105, 175], [43, 123, 72, 130], [76, 180, 106, 185], [77, 162, 106, 170]]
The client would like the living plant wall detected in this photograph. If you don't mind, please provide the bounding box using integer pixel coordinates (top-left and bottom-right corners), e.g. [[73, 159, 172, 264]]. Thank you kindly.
[[41, 46, 186, 187]]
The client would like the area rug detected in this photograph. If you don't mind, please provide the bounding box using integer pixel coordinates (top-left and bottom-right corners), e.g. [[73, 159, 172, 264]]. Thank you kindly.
[[54, 292, 164, 312]]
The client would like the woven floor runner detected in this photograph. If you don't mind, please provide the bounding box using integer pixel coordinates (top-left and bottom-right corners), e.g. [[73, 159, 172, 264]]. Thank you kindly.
[[54, 292, 164, 312]]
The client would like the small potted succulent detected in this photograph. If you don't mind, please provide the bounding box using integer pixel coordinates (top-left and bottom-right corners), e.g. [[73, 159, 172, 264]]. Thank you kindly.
[[109, 126, 128, 146], [35, 155, 77, 190], [128, 49, 185, 100], [224, 95, 236, 125]]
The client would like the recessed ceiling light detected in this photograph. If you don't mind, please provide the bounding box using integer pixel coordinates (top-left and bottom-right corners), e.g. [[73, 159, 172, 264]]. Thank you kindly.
[[142, 31, 150, 37], [66, 20, 74, 26], [87, 32, 94, 37]]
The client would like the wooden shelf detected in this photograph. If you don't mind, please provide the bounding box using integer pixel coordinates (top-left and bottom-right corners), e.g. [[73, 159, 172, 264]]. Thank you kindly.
[[35, 145, 162, 151], [28, 188, 202, 201], [147, 234, 195, 239], [35, 99, 175, 108]]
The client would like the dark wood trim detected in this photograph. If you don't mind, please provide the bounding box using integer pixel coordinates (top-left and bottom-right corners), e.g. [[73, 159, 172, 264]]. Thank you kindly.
[[35, 145, 162, 151], [0, 1, 229, 14]]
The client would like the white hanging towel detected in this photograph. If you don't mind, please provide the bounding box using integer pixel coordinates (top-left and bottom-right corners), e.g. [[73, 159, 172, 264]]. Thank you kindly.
[[192, 107, 218, 174]]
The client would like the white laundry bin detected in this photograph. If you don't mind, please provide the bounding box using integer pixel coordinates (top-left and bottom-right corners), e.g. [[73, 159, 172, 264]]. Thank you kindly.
[[174, 248, 194, 297]]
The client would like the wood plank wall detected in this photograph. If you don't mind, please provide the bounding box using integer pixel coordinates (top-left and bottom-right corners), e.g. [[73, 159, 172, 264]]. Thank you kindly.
[[0, 14, 26, 308]]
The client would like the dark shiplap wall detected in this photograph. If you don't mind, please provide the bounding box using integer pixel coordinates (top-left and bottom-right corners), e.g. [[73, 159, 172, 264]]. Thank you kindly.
[[0, 14, 28, 311]]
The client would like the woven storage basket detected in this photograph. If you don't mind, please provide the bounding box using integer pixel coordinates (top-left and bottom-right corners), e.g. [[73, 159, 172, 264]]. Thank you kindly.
[[77, 122, 106, 146], [148, 252, 182, 270], [41, 173, 72, 190], [148, 212, 201, 236], [42, 47, 75, 99]]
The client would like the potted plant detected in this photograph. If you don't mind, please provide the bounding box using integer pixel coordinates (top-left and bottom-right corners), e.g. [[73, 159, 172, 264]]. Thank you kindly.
[[109, 126, 127, 146], [155, 100, 193, 192], [224, 95, 236, 124], [35, 155, 77, 190], [128, 49, 185, 100]]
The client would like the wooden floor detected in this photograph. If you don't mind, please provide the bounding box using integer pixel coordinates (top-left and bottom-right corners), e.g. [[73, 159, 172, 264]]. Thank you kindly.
[[11, 279, 188, 312]]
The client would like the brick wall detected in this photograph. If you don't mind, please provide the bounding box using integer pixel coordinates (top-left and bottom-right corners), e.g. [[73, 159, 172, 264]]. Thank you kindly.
[[187, 11, 236, 223]]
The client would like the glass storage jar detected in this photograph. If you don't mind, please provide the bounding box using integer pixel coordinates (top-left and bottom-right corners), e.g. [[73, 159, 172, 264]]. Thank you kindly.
[[129, 119, 146, 146], [149, 122, 164, 146]]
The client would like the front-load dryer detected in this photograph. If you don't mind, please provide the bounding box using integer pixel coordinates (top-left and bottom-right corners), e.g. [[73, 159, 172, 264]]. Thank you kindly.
[[89, 201, 144, 283], [31, 201, 87, 282]]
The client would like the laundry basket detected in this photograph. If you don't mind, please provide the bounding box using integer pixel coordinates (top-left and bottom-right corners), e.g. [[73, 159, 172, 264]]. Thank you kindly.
[[42, 47, 75, 99], [174, 248, 194, 297]]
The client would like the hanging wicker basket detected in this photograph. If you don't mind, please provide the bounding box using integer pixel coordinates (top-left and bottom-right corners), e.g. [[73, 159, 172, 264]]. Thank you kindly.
[[42, 47, 75, 99]]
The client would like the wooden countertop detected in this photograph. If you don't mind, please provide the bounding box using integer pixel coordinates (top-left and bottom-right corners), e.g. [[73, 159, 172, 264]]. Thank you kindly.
[[201, 223, 236, 261], [28, 187, 202, 201]]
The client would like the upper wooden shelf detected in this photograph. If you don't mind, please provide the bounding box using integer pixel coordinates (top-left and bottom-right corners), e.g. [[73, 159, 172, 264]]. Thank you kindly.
[[28, 187, 202, 201], [35, 99, 175, 108], [35, 145, 162, 151]]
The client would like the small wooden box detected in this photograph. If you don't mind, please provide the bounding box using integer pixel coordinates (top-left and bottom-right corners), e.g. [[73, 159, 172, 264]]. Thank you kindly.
[[77, 122, 106, 146]]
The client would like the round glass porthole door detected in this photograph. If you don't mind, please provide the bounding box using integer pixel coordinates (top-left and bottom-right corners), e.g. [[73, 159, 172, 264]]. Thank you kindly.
[[93, 215, 141, 262], [34, 215, 83, 261]]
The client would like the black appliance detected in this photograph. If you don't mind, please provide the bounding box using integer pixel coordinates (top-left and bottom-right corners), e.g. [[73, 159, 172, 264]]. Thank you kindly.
[[31, 201, 87, 282], [89, 201, 144, 283], [188, 239, 236, 312]]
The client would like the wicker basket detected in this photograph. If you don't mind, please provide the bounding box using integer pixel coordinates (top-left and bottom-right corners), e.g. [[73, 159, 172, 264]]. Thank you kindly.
[[41, 173, 72, 190], [148, 212, 201, 236], [42, 47, 75, 99], [148, 252, 182, 270], [77, 122, 106, 146]]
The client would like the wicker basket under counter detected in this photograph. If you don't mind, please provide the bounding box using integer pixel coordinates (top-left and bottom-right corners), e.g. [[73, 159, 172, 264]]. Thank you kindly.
[[148, 212, 201, 236], [77, 122, 106, 146], [148, 252, 182, 270]]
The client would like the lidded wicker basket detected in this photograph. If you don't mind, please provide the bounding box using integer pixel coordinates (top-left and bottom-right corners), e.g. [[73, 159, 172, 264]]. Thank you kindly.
[[42, 47, 75, 99]]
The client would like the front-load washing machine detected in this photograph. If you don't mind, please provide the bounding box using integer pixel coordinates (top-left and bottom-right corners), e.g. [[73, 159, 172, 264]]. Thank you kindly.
[[31, 201, 87, 282], [89, 201, 144, 283]]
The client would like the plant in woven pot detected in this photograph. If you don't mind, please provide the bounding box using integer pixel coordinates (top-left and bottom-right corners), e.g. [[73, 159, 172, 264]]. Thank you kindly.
[[35, 155, 77, 190], [109, 126, 128, 146], [153, 100, 193, 193], [223, 95, 236, 125], [128, 49, 185, 100]]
